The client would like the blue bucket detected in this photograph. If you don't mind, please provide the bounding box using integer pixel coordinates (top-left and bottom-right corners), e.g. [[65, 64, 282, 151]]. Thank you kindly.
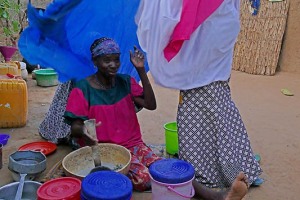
[[149, 159, 195, 200], [81, 171, 132, 200]]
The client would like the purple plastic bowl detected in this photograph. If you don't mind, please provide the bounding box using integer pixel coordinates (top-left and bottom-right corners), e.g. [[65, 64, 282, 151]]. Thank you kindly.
[[0, 134, 10, 145]]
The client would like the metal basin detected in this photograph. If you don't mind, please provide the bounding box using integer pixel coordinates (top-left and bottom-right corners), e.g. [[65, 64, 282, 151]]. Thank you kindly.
[[0, 181, 41, 200], [8, 151, 46, 181]]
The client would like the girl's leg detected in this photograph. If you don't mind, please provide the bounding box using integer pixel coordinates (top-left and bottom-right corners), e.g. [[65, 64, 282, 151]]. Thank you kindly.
[[127, 154, 152, 191], [127, 143, 162, 191]]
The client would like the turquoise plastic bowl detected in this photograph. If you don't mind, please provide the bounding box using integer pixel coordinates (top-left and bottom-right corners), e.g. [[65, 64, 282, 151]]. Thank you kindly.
[[34, 69, 58, 87]]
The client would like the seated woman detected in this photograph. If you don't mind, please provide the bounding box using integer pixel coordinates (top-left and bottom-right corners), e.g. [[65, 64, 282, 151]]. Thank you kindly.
[[63, 37, 161, 191]]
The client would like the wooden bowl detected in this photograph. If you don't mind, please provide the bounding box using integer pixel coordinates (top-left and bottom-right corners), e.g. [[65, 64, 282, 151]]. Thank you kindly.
[[62, 143, 131, 180]]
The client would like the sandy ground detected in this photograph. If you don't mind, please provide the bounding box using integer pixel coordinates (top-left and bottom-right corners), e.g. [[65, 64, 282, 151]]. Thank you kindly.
[[0, 70, 300, 200]]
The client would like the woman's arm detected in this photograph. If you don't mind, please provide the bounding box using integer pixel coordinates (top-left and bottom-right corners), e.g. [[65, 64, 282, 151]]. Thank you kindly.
[[70, 119, 85, 138], [130, 46, 157, 110]]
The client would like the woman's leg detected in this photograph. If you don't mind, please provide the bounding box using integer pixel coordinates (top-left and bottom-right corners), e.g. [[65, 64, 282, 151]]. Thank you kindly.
[[39, 81, 73, 143], [127, 154, 152, 191], [127, 143, 162, 191], [177, 81, 262, 187], [193, 172, 248, 200]]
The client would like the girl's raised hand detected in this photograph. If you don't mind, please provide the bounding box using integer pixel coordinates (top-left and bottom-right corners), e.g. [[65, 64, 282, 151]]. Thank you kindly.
[[130, 46, 145, 69]]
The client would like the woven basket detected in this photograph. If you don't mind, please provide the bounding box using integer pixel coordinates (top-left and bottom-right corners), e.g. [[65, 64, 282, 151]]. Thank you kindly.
[[233, 0, 290, 75]]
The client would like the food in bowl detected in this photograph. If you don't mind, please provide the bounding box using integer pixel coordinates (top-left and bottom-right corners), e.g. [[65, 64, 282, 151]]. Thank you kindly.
[[62, 143, 131, 180]]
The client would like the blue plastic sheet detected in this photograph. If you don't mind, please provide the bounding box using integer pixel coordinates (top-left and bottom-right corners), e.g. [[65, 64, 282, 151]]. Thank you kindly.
[[18, 0, 146, 82]]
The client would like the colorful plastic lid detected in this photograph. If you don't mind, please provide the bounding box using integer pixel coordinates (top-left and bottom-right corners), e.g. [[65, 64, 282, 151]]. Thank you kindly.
[[18, 141, 57, 156], [81, 171, 132, 200], [37, 177, 81, 200], [149, 158, 195, 184]]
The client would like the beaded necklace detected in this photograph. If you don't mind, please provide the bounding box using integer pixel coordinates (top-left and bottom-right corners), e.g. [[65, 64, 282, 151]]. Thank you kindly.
[[94, 74, 112, 89]]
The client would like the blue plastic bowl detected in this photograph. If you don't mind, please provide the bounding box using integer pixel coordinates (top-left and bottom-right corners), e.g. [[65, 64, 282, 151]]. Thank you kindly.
[[0, 134, 10, 145]]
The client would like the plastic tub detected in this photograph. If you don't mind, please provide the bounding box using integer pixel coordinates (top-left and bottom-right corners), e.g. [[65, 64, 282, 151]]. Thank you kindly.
[[164, 121, 178, 155], [34, 69, 58, 87], [149, 159, 195, 200], [37, 177, 81, 200], [81, 171, 132, 200], [0, 133, 10, 145]]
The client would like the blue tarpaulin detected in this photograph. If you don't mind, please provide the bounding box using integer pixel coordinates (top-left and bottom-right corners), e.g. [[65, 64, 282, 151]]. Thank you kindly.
[[18, 0, 146, 82]]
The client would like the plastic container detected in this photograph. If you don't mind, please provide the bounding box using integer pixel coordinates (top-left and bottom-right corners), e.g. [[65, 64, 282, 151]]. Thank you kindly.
[[81, 171, 132, 200], [11, 61, 22, 75], [149, 159, 195, 200], [0, 62, 21, 76], [164, 121, 178, 155], [0, 133, 10, 145], [34, 69, 58, 87], [0, 79, 28, 128], [37, 177, 81, 200], [20, 61, 28, 80]]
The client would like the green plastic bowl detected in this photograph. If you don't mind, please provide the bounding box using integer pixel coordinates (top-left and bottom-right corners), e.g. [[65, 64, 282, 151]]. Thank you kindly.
[[164, 121, 178, 155], [34, 69, 58, 87]]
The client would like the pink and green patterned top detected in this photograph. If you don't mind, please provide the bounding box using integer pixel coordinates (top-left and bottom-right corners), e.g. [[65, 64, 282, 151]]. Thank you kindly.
[[64, 74, 144, 149]]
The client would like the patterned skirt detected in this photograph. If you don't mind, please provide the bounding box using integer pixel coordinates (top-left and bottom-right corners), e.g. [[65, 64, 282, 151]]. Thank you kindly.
[[39, 81, 73, 144], [177, 81, 262, 188]]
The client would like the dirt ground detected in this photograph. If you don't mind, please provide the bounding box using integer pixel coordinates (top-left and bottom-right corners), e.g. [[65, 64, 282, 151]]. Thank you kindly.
[[0, 70, 300, 199]]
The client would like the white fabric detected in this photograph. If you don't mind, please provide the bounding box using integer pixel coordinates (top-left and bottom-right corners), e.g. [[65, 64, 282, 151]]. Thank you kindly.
[[136, 0, 241, 90]]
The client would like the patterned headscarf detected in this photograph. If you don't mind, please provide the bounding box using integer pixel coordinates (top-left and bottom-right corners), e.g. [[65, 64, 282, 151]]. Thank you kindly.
[[91, 37, 120, 58]]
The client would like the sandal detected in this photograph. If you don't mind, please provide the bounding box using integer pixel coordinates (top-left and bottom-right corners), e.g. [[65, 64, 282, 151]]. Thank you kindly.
[[252, 177, 264, 186], [255, 154, 261, 163]]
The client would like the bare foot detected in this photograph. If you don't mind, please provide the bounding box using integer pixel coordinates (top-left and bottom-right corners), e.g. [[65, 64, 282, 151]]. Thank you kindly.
[[225, 172, 249, 200]]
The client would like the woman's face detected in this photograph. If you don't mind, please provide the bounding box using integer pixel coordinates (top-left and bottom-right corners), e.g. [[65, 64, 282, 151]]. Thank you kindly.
[[94, 54, 120, 77]]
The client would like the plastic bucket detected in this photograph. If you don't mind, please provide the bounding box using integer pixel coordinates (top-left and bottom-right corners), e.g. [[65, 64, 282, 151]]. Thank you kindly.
[[81, 171, 132, 200], [164, 121, 178, 155], [149, 159, 195, 200], [37, 177, 81, 200]]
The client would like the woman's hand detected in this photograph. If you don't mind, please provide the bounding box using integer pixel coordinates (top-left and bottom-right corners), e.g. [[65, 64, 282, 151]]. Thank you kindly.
[[83, 121, 101, 146], [130, 46, 145, 69], [71, 119, 101, 146], [82, 133, 98, 146]]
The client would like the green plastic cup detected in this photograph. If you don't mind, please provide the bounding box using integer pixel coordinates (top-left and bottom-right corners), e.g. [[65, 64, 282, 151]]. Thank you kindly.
[[164, 121, 178, 155]]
